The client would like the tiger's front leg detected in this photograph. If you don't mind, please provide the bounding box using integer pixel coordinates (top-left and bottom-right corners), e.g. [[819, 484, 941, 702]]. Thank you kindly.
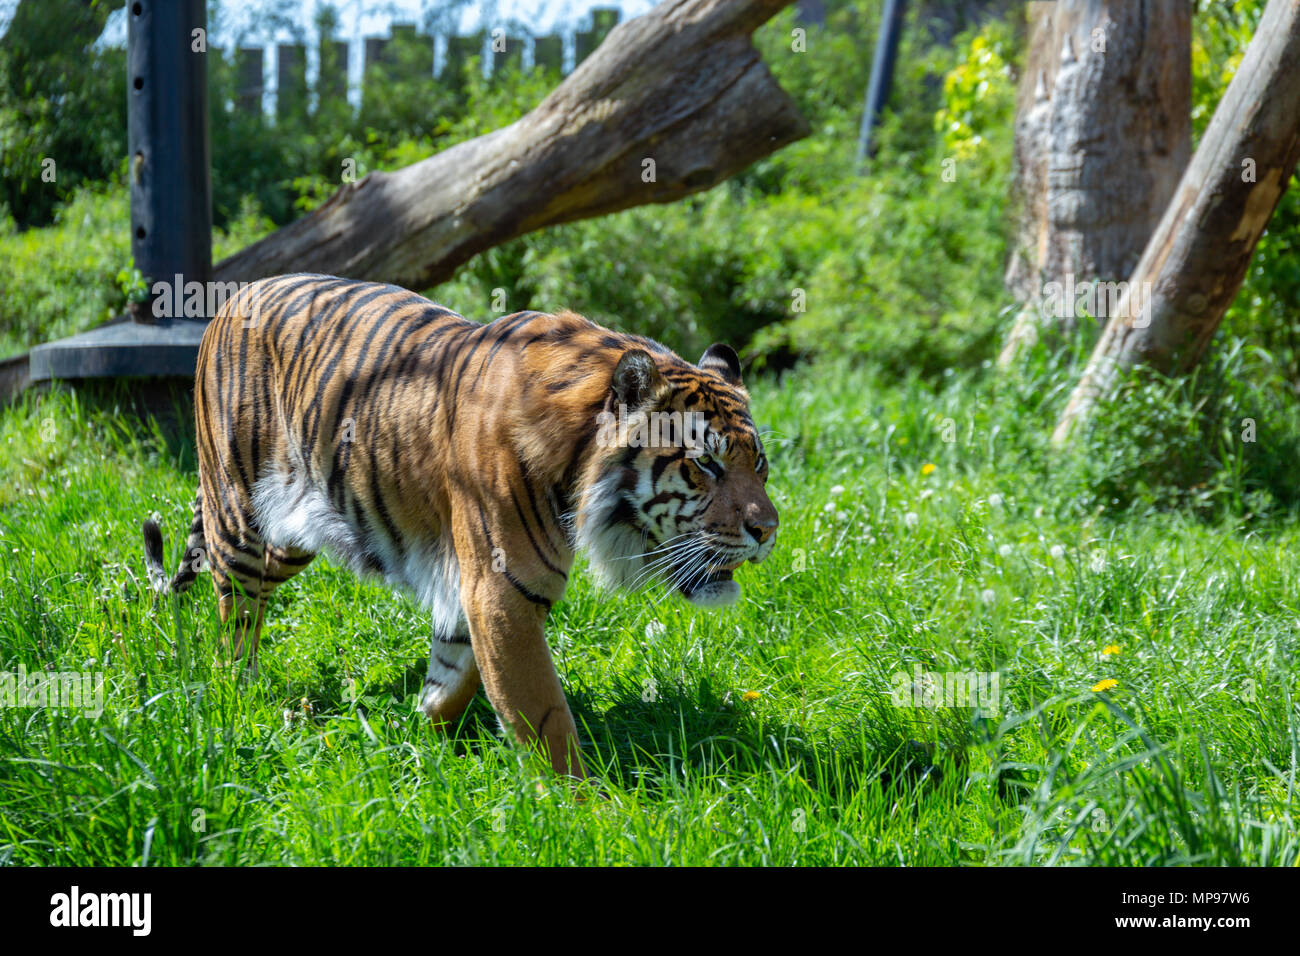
[[462, 577, 585, 779], [455, 515, 584, 779]]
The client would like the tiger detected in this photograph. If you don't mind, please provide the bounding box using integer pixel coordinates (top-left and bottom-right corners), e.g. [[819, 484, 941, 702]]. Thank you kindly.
[[142, 273, 778, 779]]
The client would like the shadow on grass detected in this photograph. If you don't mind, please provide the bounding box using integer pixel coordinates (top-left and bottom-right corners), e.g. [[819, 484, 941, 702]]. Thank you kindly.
[[581, 678, 974, 801], [355, 660, 972, 801]]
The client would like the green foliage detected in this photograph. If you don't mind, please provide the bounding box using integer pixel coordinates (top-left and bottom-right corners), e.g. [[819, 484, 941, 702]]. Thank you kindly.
[[1192, 0, 1263, 142], [204, 2, 559, 228], [434, 6, 1019, 376], [936, 27, 1014, 160], [989, 334, 1300, 523], [1, 0, 1020, 374], [114, 267, 150, 306], [0, 0, 125, 228], [0, 181, 272, 359]]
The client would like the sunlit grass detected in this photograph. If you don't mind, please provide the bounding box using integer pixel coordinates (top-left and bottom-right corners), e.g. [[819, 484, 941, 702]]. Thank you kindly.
[[1, 356, 1297, 865]]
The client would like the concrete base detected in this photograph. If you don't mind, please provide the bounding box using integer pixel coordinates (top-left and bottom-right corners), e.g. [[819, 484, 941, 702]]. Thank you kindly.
[[28, 318, 208, 381]]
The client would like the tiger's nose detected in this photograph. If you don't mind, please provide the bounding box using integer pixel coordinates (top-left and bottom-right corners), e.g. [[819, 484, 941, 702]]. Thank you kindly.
[[744, 513, 779, 544]]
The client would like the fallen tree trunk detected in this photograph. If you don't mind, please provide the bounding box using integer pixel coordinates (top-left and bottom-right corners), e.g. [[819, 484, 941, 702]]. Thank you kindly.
[[213, 0, 809, 291], [1052, 0, 1300, 446]]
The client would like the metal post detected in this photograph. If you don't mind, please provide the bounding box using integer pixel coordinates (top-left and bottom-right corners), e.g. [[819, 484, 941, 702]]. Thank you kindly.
[[28, 0, 213, 381], [127, 0, 212, 316], [856, 0, 907, 171]]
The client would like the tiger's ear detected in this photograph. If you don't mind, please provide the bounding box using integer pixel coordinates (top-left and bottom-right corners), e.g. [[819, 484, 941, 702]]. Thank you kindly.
[[699, 343, 742, 386], [611, 349, 666, 409]]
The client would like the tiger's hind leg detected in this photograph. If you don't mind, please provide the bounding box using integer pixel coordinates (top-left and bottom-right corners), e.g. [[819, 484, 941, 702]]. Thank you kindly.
[[420, 623, 482, 730], [263, 543, 315, 589], [210, 556, 267, 675], [202, 493, 271, 674], [210, 543, 313, 677]]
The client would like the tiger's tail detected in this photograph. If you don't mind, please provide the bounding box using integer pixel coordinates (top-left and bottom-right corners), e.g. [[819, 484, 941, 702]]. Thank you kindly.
[[142, 493, 207, 595]]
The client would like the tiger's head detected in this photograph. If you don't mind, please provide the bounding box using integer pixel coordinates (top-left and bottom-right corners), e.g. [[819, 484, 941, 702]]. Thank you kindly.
[[576, 343, 778, 607]]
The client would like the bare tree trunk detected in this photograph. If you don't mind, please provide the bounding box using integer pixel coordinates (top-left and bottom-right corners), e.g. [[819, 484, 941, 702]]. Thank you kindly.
[[1052, 0, 1300, 446], [212, 0, 808, 292], [999, 0, 1190, 367]]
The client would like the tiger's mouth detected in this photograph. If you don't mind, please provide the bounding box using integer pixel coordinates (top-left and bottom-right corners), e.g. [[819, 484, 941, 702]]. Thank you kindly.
[[670, 555, 744, 606]]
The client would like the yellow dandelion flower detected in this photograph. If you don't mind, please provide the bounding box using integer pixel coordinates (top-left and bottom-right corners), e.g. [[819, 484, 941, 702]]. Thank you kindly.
[[1102, 645, 1121, 656], [921, 463, 936, 476], [741, 690, 761, 702], [1091, 679, 1119, 692]]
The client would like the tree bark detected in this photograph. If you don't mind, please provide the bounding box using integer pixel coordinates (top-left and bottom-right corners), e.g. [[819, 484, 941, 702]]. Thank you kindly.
[[1052, 0, 1300, 446], [998, 0, 1190, 367], [212, 0, 809, 292]]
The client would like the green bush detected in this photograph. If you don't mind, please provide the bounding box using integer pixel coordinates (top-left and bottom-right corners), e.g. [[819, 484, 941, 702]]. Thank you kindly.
[[0, 0, 125, 228], [0, 179, 272, 359], [435, 6, 1019, 374]]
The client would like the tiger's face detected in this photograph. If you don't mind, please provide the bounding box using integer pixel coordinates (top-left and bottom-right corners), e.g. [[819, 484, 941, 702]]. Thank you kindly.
[[580, 343, 779, 607]]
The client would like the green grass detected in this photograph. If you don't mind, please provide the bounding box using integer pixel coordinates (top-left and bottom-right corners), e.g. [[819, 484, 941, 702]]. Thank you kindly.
[[0, 352, 1297, 866]]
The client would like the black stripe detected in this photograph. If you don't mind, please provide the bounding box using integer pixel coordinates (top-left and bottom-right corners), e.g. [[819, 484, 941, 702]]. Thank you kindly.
[[446, 326, 489, 425], [651, 448, 683, 486], [283, 283, 382, 413], [467, 312, 535, 394], [290, 285, 391, 425], [268, 551, 314, 567], [217, 557, 264, 583], [302, 295, 383, 451], [211, 523, 262, 557], [522, 477, 568, 564], [325, 298, 409, 510], [510, 485, 567, 579], [479, 512, 552, 609], [535, 705, 558, 735]]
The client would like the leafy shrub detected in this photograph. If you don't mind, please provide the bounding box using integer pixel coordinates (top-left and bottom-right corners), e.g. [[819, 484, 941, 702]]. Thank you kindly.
[[0, 0, 125, 228], [435, 6, 1020, 374], [0, 179, 272, 358]]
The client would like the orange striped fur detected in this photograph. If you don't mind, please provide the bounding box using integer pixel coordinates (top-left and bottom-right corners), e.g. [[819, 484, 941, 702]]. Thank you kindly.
[[143, 273, 778, 778]]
